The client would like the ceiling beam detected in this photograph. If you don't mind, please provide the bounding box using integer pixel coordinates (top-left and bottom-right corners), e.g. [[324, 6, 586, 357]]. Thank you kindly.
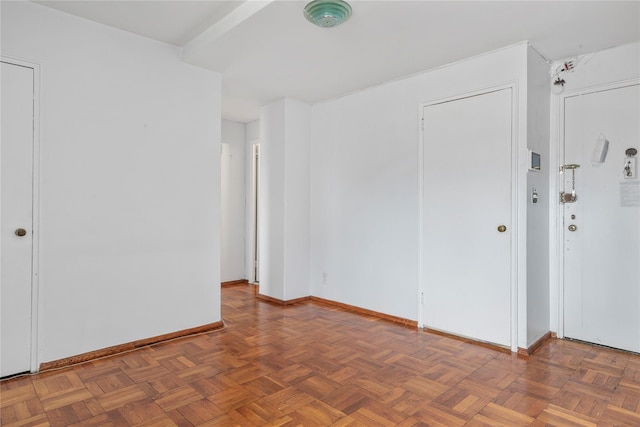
[[182, 0, 274, 65]]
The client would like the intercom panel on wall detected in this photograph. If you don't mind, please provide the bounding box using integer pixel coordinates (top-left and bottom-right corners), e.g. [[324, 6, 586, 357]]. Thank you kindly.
[[528, 149, 541, 172]]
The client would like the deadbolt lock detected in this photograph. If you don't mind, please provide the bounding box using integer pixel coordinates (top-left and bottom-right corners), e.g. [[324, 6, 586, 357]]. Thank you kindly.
[[568, 224, 577, 232], [497, 225, 507, 233], [15, 228, 27, 237]]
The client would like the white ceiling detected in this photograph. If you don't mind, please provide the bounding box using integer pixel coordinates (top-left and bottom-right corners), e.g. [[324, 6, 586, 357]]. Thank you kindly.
[[33, 1, 246, 46], [34, 1, 640, 123]]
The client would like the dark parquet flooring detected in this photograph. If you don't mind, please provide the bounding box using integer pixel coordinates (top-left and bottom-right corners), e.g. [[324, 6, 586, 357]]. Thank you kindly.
[[2, 284, 640, 426]]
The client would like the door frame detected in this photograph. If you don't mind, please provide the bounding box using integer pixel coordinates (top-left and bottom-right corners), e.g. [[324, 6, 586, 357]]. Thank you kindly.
[[554, 78, 640, 339], [247, 142, 260, 283], [1, 56, 41, 373], [418, 83, 519, 352]]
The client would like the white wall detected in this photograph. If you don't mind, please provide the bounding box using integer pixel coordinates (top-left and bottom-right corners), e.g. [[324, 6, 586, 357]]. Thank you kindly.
[[2, 1, 221, 364], [526, 48, 551, 346], [282, 100, 311, 300], [260, 102, 286, 298], [549, 41, 640, 333], [310, 44, 530, 346], [221, 119, 246, 282], [259, 99, 311, 300], [246, 120, 260, 142]]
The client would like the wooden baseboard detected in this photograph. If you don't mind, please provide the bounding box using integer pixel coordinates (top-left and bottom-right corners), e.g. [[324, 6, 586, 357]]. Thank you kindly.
[[310, 296, 418, 328], [250, 287, 549, 356], [255, 292, 417, 328], [39, 321, 224, 372], [256, 293, 312, 305], [221, 279, 249, 287], [425, 328, 512, 354], [517, 331, 553, 358]]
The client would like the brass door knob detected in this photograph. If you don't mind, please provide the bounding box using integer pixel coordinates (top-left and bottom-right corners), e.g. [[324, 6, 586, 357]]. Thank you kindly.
[[568, 224, 577, 232], [497, 225, 507, 233], [15, 228, 27, 237]]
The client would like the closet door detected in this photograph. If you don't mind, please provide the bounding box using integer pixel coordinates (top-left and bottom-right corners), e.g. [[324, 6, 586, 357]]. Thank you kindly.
[[422, 88, 513, 347], [1, 60, 35, 377]]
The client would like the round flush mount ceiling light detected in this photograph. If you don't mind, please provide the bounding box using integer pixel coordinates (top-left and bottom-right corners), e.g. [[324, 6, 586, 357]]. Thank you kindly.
[[303, 0, 352, 28]]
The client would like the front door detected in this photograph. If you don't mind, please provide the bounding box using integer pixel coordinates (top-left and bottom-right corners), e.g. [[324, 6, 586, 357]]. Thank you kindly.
[[1, 60, 36, 377], [563, 84, 640, 352], [422, 88, 513, 347]]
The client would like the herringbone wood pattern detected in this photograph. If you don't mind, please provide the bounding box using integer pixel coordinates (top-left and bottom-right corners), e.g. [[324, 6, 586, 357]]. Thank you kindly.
[[2, 284, 640, 426]]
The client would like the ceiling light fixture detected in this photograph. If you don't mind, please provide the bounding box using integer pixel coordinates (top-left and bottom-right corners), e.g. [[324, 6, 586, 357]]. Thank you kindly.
[[303, 0, 352, 28]]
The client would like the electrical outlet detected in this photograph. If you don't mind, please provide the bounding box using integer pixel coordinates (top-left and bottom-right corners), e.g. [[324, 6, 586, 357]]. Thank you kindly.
[[322, 272, 328, 285]]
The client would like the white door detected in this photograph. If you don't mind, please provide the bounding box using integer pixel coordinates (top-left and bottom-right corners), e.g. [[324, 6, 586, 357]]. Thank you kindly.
[[563, 84, 640, 352], [422, 88, 513, 347], [1, 61, 35, 377]]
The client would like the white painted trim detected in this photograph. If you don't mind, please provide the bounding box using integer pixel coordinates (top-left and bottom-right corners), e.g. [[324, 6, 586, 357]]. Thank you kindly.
[[554, 78, 640, 339], [416, 107, 425, 328], [549, 93, 561, 337], [418, 82, 516, 109], [510, 83, 520, 354], [248, 143, 260, 284], [1, 55, 42, 373], [417, 82, 519, 351], [245, 139, 257, 283]]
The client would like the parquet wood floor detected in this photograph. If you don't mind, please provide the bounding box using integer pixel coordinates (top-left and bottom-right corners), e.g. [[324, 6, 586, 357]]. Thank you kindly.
[[2, 284, 640, 426]]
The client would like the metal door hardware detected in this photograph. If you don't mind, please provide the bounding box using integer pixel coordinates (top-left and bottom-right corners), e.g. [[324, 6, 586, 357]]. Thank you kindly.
[[560, 164, 580, 203], [568, 224, 577, 232], [15, 228, 27, 237]]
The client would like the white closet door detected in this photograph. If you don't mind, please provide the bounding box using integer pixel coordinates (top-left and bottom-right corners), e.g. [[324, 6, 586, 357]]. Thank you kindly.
[[422, 88, 513, 347], [1, 61, 35, 377]]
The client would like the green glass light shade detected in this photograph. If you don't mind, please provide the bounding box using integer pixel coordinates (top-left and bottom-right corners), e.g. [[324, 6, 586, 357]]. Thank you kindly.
[[303, 0, 352, 28]]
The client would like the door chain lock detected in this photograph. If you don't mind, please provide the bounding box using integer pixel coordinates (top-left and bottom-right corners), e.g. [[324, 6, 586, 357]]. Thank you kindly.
[[560, 164, 580, 204]]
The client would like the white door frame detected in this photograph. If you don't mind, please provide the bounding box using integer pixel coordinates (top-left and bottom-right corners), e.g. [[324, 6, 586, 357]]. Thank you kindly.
[[554, 78, 640, 339], [418, 83, 520, 352], [1, 56, 41, 373], [248, 142, 260, 283]]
